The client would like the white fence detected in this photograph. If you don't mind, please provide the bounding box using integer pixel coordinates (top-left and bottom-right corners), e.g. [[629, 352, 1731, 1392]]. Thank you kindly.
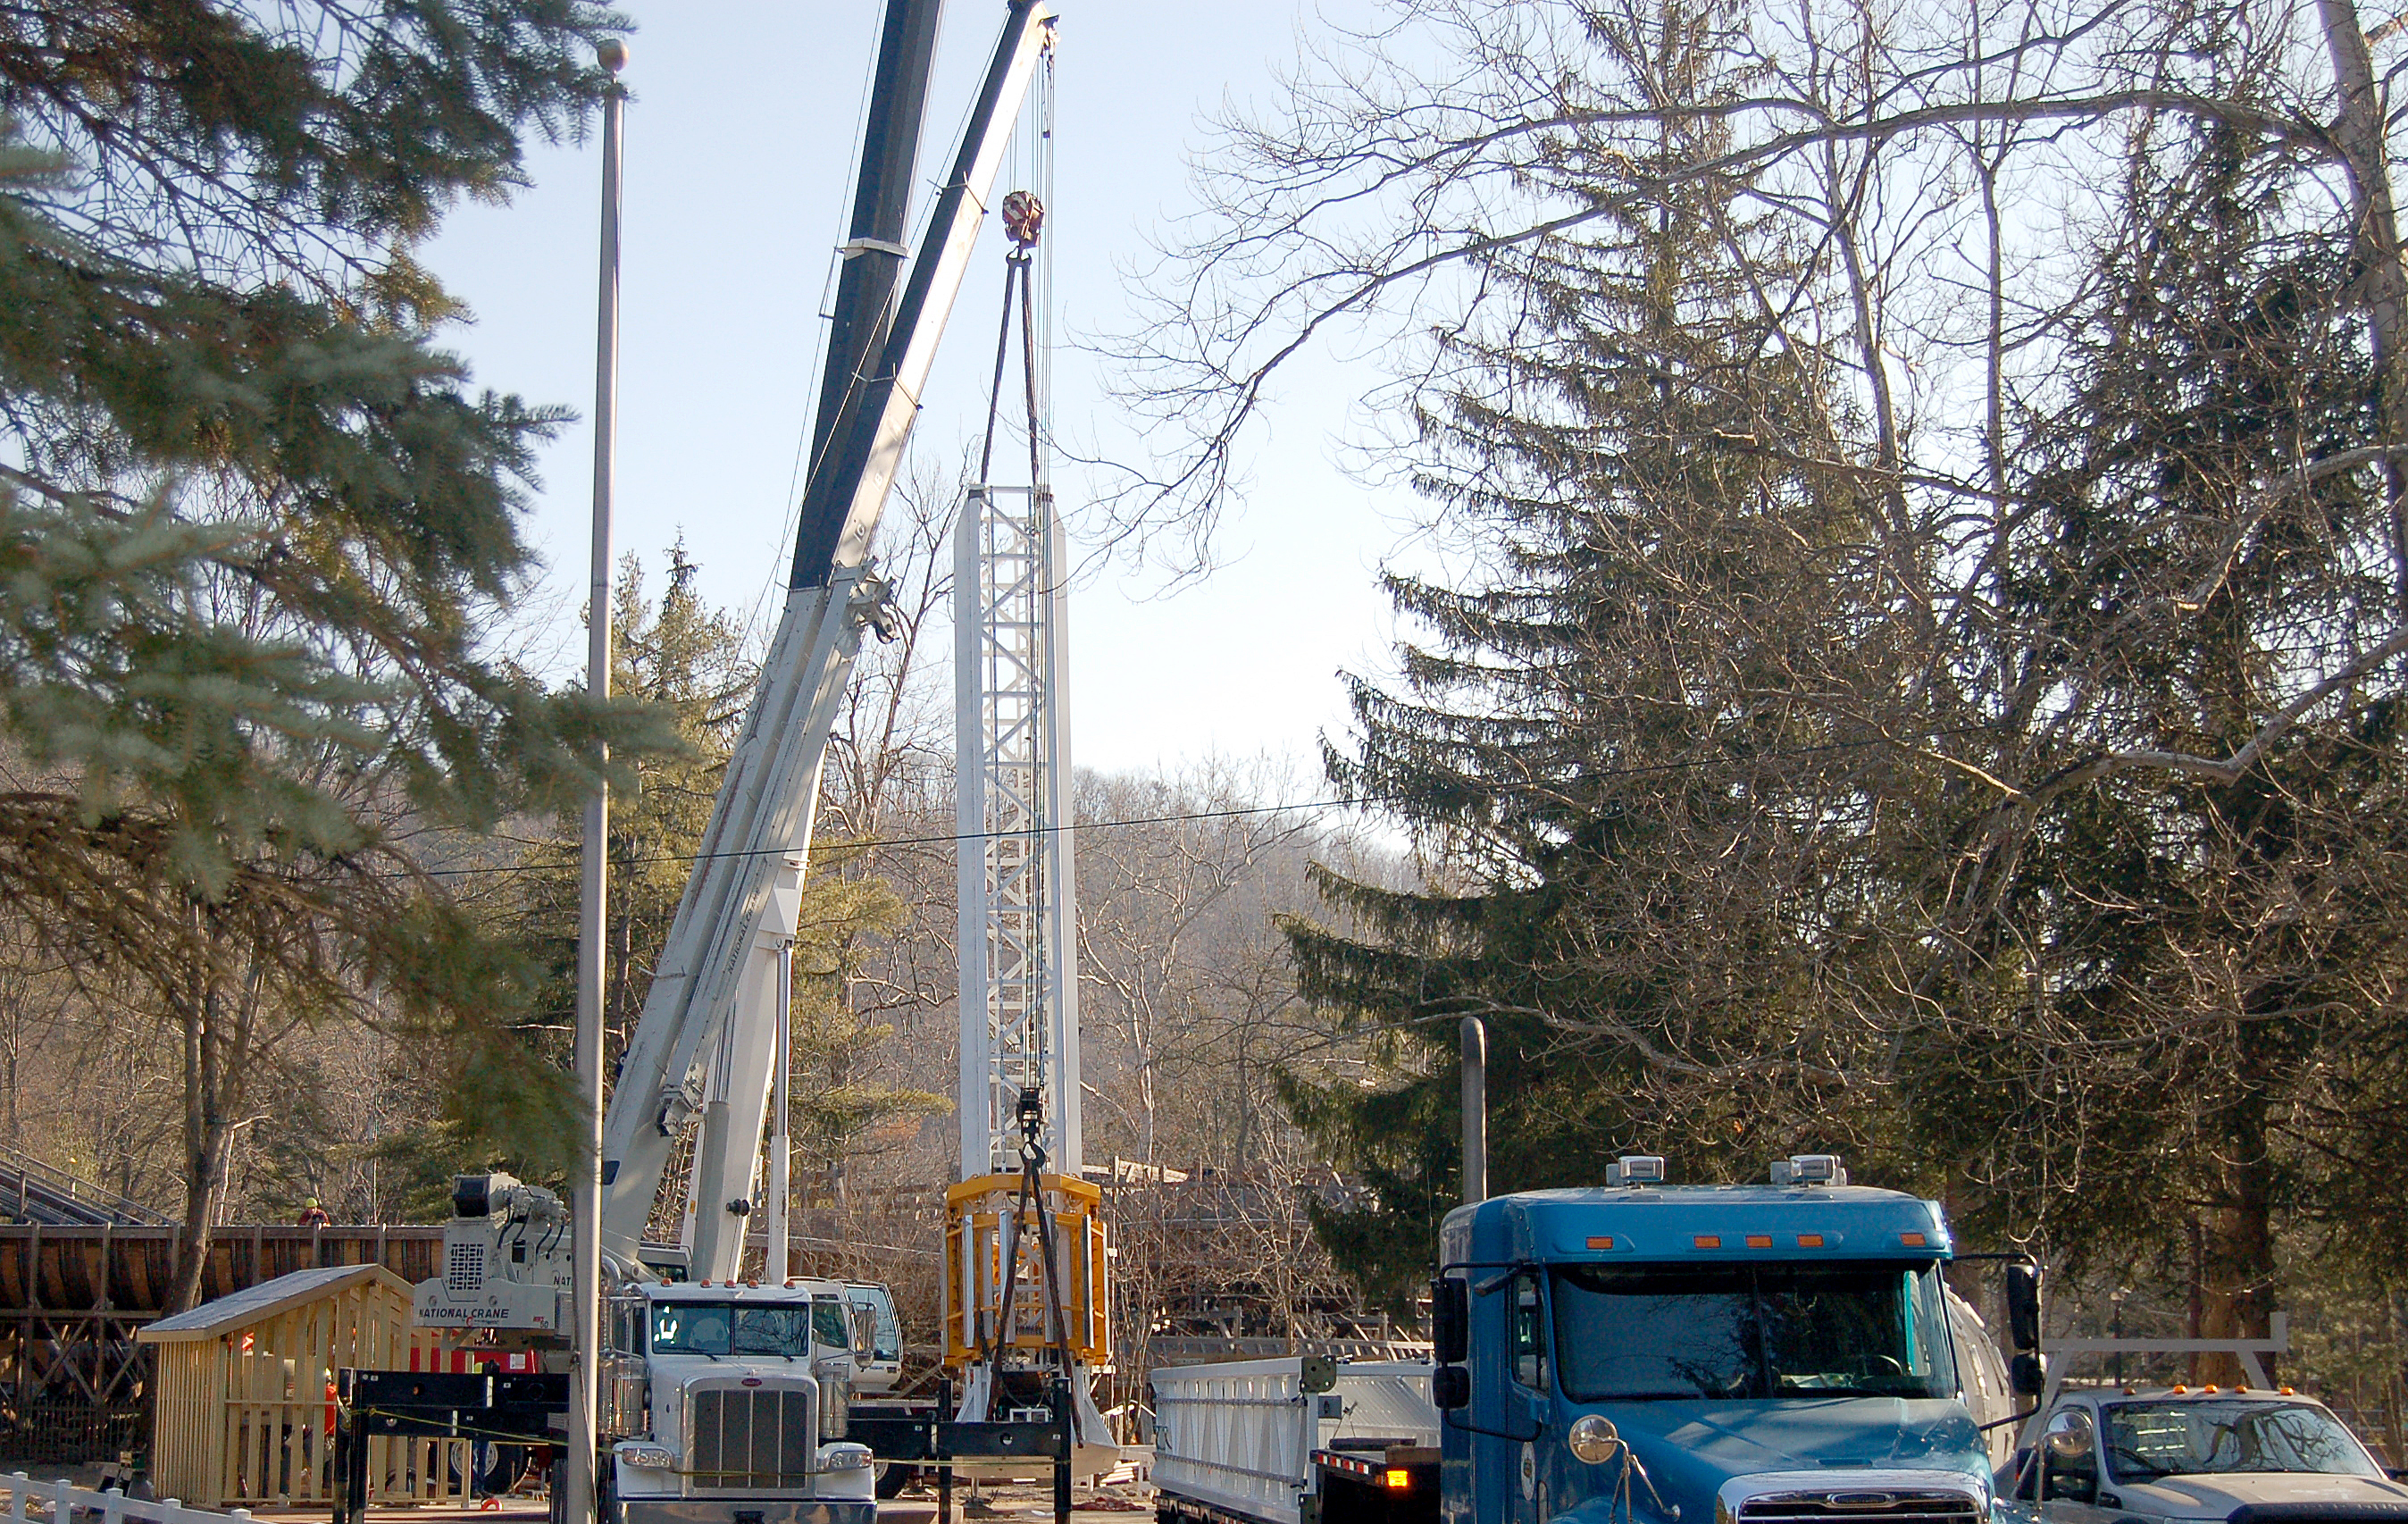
[[0, 1474, 251, 1524]]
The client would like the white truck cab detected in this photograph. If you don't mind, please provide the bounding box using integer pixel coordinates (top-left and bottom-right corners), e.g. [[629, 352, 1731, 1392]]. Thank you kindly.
[[2009, 1384, 2408, 1524], [838, 1282, 901, 1394], [601, 1278, 877, 1524]]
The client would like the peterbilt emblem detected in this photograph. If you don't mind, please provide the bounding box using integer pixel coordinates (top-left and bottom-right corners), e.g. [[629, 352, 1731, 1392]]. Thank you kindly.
[[1824, 1495, 1897, 1510]]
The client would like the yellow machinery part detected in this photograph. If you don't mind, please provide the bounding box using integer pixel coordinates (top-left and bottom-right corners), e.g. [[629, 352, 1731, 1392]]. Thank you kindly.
[[941, 1172, 1108, 1367]]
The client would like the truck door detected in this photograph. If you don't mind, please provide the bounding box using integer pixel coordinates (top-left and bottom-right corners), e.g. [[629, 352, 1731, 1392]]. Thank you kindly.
[[1507, 1269, 1551, 1524], [2032, 1406, 2122, 1524]]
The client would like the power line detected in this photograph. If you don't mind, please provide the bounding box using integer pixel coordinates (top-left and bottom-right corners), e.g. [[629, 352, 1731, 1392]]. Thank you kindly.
[[414, 733, 1910, 881]]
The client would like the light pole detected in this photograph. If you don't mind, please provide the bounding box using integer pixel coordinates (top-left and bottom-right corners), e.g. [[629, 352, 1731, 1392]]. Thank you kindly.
[[569, 34, 627, 1524]]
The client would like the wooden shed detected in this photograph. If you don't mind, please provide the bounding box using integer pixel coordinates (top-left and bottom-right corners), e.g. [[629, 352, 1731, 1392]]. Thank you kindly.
[[137, 1263, 481, 1509]]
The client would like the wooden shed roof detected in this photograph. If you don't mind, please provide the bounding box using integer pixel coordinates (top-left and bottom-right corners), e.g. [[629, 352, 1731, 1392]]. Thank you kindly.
[[137, 1262, 413, 1342]]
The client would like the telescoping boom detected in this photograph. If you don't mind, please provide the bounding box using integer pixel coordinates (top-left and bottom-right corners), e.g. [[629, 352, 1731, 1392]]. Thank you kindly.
[[598, 0, 1058, 1282]]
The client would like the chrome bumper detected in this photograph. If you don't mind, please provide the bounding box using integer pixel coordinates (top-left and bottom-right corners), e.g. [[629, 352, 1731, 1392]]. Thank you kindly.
[[620, 1503, 875, 1524]]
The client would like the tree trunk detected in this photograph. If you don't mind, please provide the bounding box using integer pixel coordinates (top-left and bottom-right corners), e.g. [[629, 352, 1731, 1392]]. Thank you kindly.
[[163, 978, 230, 1313], [2317, 0, 2408, 614], [2195, 1100, 2277, 1386]]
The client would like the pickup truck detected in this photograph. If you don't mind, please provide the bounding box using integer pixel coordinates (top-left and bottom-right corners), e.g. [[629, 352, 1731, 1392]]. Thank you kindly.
[[2007, 1384, 2408, 1524]]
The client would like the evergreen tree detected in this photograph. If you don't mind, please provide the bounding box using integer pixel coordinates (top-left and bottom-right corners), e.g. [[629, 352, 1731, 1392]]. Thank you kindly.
[[453, 550, 942, 1227], [1904, 121, 2408, 1362], [1279, 0, 1904, 1309], [0, 1, 658, 1304]]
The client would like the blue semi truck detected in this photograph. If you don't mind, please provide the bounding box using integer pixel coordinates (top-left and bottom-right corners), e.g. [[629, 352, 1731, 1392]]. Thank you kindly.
[[1154, 1151, 2009, 1524]]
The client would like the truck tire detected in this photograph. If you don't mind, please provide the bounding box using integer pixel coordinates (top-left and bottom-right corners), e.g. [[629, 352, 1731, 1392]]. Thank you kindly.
[[874, 1463, 914, 1500], [598, 1457, 624, 1524]]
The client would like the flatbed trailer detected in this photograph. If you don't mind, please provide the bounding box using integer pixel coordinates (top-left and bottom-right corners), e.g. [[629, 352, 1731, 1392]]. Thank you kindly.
[[1150, 1359, 1437, 1524]]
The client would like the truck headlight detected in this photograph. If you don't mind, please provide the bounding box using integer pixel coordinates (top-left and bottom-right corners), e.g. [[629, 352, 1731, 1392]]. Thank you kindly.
[[617, 1445, 677, 1470], [816, 1443, 872, 1472]]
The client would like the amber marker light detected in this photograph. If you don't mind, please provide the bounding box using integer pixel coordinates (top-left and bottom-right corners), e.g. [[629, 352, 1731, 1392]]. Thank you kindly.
[[1385, 1471, 1411, 1491], [1797, 1235, 1826, 1248], [1693, 1235, 1722, 1249], [1587, 1236, 1615, 1250], [1899, 1233, 1927, 1247]]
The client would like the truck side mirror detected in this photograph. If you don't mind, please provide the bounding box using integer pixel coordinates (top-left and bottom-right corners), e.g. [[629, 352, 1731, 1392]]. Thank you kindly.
[[1433, 1366, 1470, 1411], [2011, 1352, 2045, 1398], [1432, 1277, 1468, 1365], [2005, 1262, 2043, 1351]]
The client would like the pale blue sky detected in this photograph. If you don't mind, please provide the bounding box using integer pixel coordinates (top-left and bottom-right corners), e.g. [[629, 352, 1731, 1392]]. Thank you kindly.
[[425, 0, 1411, 782]]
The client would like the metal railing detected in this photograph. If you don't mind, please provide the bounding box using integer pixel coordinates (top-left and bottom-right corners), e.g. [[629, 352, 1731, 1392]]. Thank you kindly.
[[0, 1149, 171, 1227]]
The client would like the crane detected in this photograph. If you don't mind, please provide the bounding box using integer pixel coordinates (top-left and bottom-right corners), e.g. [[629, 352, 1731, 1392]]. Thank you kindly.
[[396, 9, 1066, 1524], [597, 0, 1057, 1285]]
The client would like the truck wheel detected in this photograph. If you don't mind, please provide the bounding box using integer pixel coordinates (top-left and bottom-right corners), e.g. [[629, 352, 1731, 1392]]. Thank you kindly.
[[874, 1463, 913, 1500], [598, 1456, 624, 1524]]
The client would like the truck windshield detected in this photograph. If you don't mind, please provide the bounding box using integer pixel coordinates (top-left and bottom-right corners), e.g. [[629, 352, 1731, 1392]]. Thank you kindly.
[[2104, 1402, 2379, 1479], [650, 1302, 813, 1358], [1552, 1261, 1957, 1401]]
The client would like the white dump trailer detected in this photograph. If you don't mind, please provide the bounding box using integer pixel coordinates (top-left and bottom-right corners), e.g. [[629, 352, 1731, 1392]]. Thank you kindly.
[[1151, 1358, 1438, 1524]]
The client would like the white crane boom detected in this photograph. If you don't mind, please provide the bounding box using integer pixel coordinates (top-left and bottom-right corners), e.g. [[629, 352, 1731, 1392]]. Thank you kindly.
[[597, 0, 1058, 1282]]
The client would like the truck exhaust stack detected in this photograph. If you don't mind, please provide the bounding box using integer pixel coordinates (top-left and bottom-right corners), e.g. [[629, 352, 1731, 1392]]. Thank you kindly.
[[1460, 1017, 1486, 1205]]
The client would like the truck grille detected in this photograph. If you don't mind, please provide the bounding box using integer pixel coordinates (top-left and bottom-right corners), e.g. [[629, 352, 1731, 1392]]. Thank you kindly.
[[687, 1386, 815, 1489], [1738, 1490, 1983, 1524]]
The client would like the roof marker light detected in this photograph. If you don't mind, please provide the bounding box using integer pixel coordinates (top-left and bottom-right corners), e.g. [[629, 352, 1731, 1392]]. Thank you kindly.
[[1694, 1235, 1722, 1250], [2171, 1385, 2188, 1394], [1745, 1235, 1773, 1249], [1900, 1233, 1927, 1247], [1798, 1234, 1826, 1248], [1586, 1236, 1617, 1251], [1608, 1155, 1666, 1187], [1772, 1154, 1848, 1186], [2280, 1386, 2295, 1395]]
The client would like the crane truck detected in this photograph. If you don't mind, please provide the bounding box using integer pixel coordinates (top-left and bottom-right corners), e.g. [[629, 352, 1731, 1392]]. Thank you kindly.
[[345, 7, 1065, 1524]]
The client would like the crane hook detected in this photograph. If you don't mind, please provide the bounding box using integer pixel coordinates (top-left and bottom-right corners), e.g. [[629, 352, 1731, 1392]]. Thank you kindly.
[[1001, 189, 1043, 250]]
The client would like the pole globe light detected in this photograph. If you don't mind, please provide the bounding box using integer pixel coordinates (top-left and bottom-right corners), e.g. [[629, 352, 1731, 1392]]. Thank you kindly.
[[597, 37, 628, 72]]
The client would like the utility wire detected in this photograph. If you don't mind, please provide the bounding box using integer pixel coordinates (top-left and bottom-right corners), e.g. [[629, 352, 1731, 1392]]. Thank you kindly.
[[412, 733, 1919, 881]]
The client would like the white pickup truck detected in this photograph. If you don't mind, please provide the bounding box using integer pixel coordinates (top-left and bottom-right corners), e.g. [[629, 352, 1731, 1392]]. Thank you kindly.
[[2007, 1384, 2408, 1524]]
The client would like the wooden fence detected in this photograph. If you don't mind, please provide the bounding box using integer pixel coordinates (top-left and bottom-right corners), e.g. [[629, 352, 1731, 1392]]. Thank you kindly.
[[0, 1226, 442, 1468]]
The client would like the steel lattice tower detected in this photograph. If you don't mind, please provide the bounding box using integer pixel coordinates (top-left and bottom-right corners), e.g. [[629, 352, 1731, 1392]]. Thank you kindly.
[[955, 101, 1078, 1185], [954, 468, 1080, 1179]]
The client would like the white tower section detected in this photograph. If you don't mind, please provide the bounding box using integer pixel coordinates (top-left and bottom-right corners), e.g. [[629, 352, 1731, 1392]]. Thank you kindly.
[[954, 482, 1081, 1178], [954, 68, 1077, 1186]]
